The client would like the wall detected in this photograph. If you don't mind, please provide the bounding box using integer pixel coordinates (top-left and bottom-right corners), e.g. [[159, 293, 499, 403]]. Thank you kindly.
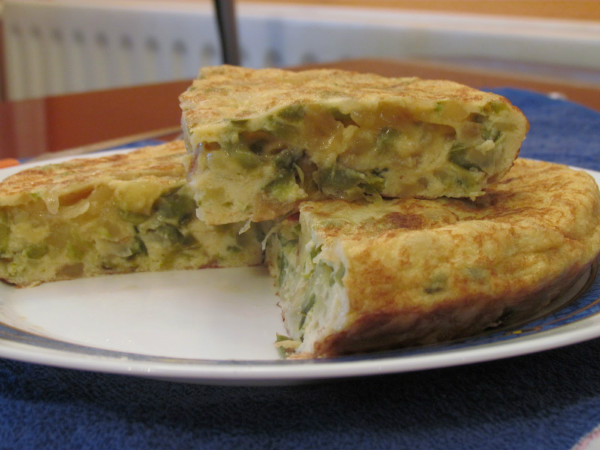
[[3, 0, 599, 100]]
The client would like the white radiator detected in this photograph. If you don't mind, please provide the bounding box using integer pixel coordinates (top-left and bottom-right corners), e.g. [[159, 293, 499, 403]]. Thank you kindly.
[[3, 0, 600, 100]]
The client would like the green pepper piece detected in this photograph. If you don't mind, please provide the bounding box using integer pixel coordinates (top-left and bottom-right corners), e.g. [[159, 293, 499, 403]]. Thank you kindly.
[[0, 223, 9, 253], [482, 127, 502, 142], [330, 108, 357, 127], [310, 245, 322, 261], [230, 146, 262, 169], [448, 143, 484, 171], [25, 243, 48, 259], [335, 265, 346, 284], [155, 191, 196, 225], [263, 172, 297, 202], [315, 165, 384, 199], [376, 127, 401, 152], [299, 293, 316, 330], [128, 236, 148, 259], [155, 224, 185, 245], [274, 147, 303, 170], [277, 104, 305, 121]]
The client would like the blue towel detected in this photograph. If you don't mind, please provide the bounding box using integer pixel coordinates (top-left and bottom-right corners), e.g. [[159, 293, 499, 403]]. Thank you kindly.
[[1, 88, 600, 450]]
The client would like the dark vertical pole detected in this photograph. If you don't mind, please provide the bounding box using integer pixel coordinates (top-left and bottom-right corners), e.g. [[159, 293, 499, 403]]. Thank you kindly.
[[214, 0, 240, 65]]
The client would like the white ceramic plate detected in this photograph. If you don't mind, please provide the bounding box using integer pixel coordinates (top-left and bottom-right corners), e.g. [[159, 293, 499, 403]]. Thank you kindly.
[[0, 153, 599, 385]]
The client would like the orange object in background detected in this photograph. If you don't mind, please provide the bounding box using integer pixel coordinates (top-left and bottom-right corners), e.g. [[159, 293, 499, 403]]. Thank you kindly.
[[0, 159, 20, 168]]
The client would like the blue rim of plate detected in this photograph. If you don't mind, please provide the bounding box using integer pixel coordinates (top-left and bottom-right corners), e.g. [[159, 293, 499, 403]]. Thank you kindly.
[[0, 258, 596, 384]]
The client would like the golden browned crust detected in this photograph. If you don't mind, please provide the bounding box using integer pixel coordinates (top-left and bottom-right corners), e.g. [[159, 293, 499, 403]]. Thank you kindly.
[[179, 66, 519, 138], [0, 141, 186, 210], [273, 159, 600, 357], [317, 256, 590, 357]]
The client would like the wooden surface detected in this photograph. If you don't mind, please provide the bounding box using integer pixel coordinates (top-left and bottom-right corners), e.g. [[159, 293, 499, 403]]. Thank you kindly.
[[0, 80, 190, 159], [1, 58, 600, 159], [240, 0, 600, 21]]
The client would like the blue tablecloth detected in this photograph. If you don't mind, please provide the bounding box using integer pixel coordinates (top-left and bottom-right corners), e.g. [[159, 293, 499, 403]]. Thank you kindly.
[[2, 88, 600, 450]]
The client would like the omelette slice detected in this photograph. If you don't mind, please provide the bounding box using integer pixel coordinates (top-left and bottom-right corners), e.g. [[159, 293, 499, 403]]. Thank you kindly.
[[0, 141, 265, 287], [180, 65, 529, 225], [265, 159, 600, 358]]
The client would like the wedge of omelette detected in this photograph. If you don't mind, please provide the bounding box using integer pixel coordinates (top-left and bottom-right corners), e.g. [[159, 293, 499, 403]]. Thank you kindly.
[[180, 65, 529, 225], [0, 141, 265, 287], [265, 158, 600, 358]]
